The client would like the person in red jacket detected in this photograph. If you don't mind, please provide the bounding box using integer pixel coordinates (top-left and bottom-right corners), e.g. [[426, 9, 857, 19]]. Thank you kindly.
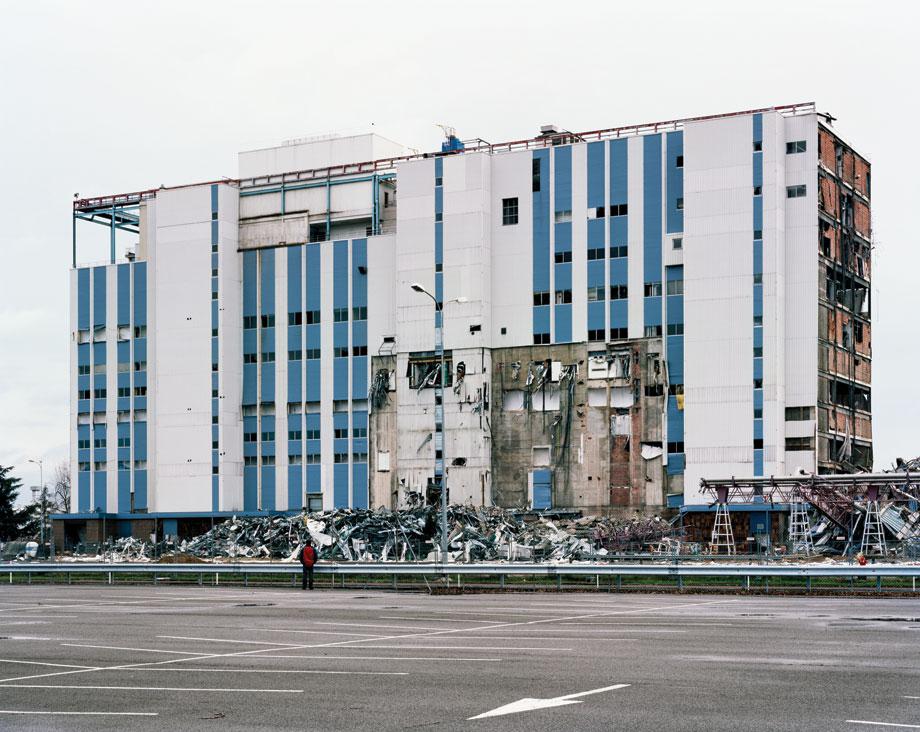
[[300, 541, 317, 590]]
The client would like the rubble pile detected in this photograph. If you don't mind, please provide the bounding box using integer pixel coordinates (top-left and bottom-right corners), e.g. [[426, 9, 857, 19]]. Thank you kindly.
[[72, 506, 674, 563]]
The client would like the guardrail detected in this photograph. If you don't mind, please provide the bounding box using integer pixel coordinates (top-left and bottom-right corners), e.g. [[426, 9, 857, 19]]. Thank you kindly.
[[2, 561, 919, 593]]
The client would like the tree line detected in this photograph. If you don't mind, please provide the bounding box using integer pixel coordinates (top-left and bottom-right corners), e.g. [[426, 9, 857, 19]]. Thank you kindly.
[[0, 462, 70, 543]]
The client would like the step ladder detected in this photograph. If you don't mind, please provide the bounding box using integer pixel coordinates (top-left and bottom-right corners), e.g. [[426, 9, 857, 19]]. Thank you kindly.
[[788, 497, 813, 555], [711, 503, 735, 555], [860, 500, 887, 557]]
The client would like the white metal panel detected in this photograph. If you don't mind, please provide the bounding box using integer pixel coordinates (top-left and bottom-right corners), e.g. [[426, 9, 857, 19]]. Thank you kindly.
[[238, 133, 408, 178]]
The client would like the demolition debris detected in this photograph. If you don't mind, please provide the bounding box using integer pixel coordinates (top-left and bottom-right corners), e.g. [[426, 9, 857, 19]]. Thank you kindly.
[[65, 506, 674, 563]]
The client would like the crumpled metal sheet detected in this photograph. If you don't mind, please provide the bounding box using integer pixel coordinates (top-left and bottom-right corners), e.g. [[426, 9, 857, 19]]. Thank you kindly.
[[69, 506, 674, 563]]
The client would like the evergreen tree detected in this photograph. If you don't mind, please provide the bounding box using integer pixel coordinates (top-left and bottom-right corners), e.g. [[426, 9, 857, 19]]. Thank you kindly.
[[0, 465, 29, 541]]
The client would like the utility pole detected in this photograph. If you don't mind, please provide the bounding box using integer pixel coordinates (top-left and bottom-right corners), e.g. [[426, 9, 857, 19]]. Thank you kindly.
[[28, 459, 45, 558]]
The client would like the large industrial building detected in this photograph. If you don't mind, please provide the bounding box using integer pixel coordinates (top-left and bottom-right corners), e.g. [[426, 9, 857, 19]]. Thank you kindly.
[[60, 102, 873, 544]]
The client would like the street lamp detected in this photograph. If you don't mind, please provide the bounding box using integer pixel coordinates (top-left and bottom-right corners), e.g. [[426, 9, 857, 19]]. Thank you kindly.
[[409, 283, 467, 560], [28, 459, 45, 558]]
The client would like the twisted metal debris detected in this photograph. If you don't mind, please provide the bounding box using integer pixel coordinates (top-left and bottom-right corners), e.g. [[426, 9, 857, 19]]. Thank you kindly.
[[70, 506, 674, 563]]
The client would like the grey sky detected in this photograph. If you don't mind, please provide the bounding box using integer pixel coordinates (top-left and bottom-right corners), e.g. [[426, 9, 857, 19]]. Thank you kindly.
[[1, 0, 916, 496]]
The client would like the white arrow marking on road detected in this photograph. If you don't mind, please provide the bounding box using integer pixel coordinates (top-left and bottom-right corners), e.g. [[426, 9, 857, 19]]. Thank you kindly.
[[469, 683, 630, 719]]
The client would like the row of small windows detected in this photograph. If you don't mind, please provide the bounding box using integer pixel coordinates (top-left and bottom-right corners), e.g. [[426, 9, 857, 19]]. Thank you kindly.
[[245, 312, 323, 329], [78, 460, 146, 471]]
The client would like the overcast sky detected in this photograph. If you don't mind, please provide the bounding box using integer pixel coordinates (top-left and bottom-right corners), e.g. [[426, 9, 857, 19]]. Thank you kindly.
[[0, 0, 916, 496]]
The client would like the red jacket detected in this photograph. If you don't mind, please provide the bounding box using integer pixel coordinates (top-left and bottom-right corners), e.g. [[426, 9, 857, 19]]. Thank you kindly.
[[301, 545, 317, 567]]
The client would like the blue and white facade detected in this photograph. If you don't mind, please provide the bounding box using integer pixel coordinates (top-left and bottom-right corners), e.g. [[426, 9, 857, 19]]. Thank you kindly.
[[67, 106, 873, 536]]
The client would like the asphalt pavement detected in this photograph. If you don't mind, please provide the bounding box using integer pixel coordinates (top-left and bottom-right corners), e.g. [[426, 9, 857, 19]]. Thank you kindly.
[[0, 584, 918, 731]]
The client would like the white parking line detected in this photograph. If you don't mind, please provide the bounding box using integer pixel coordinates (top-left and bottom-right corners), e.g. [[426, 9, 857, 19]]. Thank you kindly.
[[848, 722, 920, 729], [255, 654, 501, 662], [233, 628, 389, 638], [0, 710, 158, 716], [128, 668, 408, 675], [0, 659, 98, 670], [317, 622, 448, 631], [157, 635, 312, 647], [328, 645, 572, 651], [905, 696, 920, 700], [62, 643, 201, 656], [0, 684, 303, 693]]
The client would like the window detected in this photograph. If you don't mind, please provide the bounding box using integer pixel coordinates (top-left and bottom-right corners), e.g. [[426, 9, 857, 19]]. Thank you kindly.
[[533, 332, 550, 345], [78, 462, 90, 472], [753, 186, 762, 196], [288, 350, 302, 361], [261, 352, 275, 362], [288, 454, 303, 465], [786, 140, 807, 154], [754, 315, 763, 326], [212, 464, 219, 474], [134, 459, 147, 469], [212, 388, 218, 397], [644, 384, 664, 397], [587, 286, 605, 302], [211, 328, 218, 337], [306, 348, 321, 360], [333, 307, 349, 322], [753, 346, 763, 357], [786, 184, 807, 198], [94, 362, 106, 375], [609, 204, 628, 217], [305, 427, 320, 440], [288, 312, 303, 326], [610, 285, 628, 300], [305, 453, 321, 464], [244, 432, 257, 442], [261, 455, 275, 466], [753, 439, 764, 450], [754, 229, 762, 240], [533, 291, 550, 307], [133, 386, 147, 397], [309, 223, 326, 243], [855, 321, 864, 343], [753, 141, 762, 152], [753, 274, 763, 285], [609, 245, 628, 258], [260, 314, 275, 328], [644, 282, 662, 297], [667, 441, 684, 453], [675, 155, 684, 168], [211, 290, 218, 300], [261, 431, 275, 442], [609, 327, 627, 340], [554, 209, 572, 223], [554, 251, 572, 264], [134, 361, 146, 371], [117, 386, 130, 398], [93, 387, 107, 398], [352, 306, 368, 321], [118, 460, 131, 471], [211, 362, 218, 372], [134, 325, 146, 338], [334, 452, 349, 463], [244, 353, 257, 364], [785, 406, 816, 421], [532, 158, 541, 192], [435, 212, 443, 222], [93, 436, 106, 448], [594, 206, 606, 219], [211, 242, 218, 253], [353, 426, 367, 438], [244, 455, 257, 466], [588, 328, 605, 341], [408, 356, 453, 389], [554, 289, 572, 304], [754, 407, 763, 418], [502, 197, 519, 226], [587, 247, 605, 260], [78, 364, 90, 376], [334, 346, 348, 358], [352, 452, 368, 463], [666, 323, 684, 335], [753, 378, 763, 389], [675, 197, 684, 210], [305, 310, 321, 325], [672, 237, 683, 250], [666, 279, 683, 296], [352, 345, 368, 356], [94, 461, 107, 471], [78, 389, 91, 400], [211, 268, 218, 277], [212, 440, 219, 449], [78, 438, 91, 450], [785, 436, 815, 451], [644, 325, 663, 337], [243, 315, 257, 329]]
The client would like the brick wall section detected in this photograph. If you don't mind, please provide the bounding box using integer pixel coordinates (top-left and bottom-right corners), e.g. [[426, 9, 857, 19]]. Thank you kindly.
[[819, 128, 836, 170], [854, 199, 871, 238], [819, 176, 839, 219], [855, 156, 871, 197]]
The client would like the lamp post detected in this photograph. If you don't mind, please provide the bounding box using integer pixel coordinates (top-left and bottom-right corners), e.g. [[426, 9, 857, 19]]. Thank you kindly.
[[409, 283, 467, 560], [28, 459, 45, 558]]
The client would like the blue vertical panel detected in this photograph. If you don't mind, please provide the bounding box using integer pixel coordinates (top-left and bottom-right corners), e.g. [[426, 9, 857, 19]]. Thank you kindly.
[[643, 135, 663, 309], [260, 361, 275, 403], [244, 468, 258, 511], [306, 360, 321, 402], [77, 268, 90, 330], [133, 422, 147, 460], [553, 146, 572, 213], [243, 250, 257, 316], [555, 305, 572, 343], [78, 471, 90, 512], [587, 141, 605, 210], [288, 360, 302, 403], [352, 463, 368, 509], [212, 476, 219, 513], [532, 149, 550, 340], [132, 262, 146, 325], [666, 131, 684, 234], [352, 238, 368, 398], [333, 465, 349, 508], [287, 245, 303, 408], [553, 146, 573, 344], [609, 139, 628, 204], [333, 240, 349, 308], [260, 248, 275, 314], [532, 469, 552, 510], [306, 465, 322, 496], [333, 355, 349, 401], [260, 249, 275, 403], [118, 470, 131, 513], [116, 263, 130, 326], [134, 471, 147, 510], [288, 465, 303, 509], [261, 468, 276, 511], [93, 472, 106, 513], [92, 266, 106, 328], [606, 257, 627, 286], [333, 240, 349, 401], [352, 356, 368, 400]]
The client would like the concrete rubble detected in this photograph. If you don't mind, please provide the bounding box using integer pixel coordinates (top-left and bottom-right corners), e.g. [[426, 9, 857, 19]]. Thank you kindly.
[[66, 506, 674, 563]]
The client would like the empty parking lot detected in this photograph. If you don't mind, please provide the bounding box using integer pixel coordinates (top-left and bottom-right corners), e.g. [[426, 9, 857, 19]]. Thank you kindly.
[[0, 585, 918, 730]]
